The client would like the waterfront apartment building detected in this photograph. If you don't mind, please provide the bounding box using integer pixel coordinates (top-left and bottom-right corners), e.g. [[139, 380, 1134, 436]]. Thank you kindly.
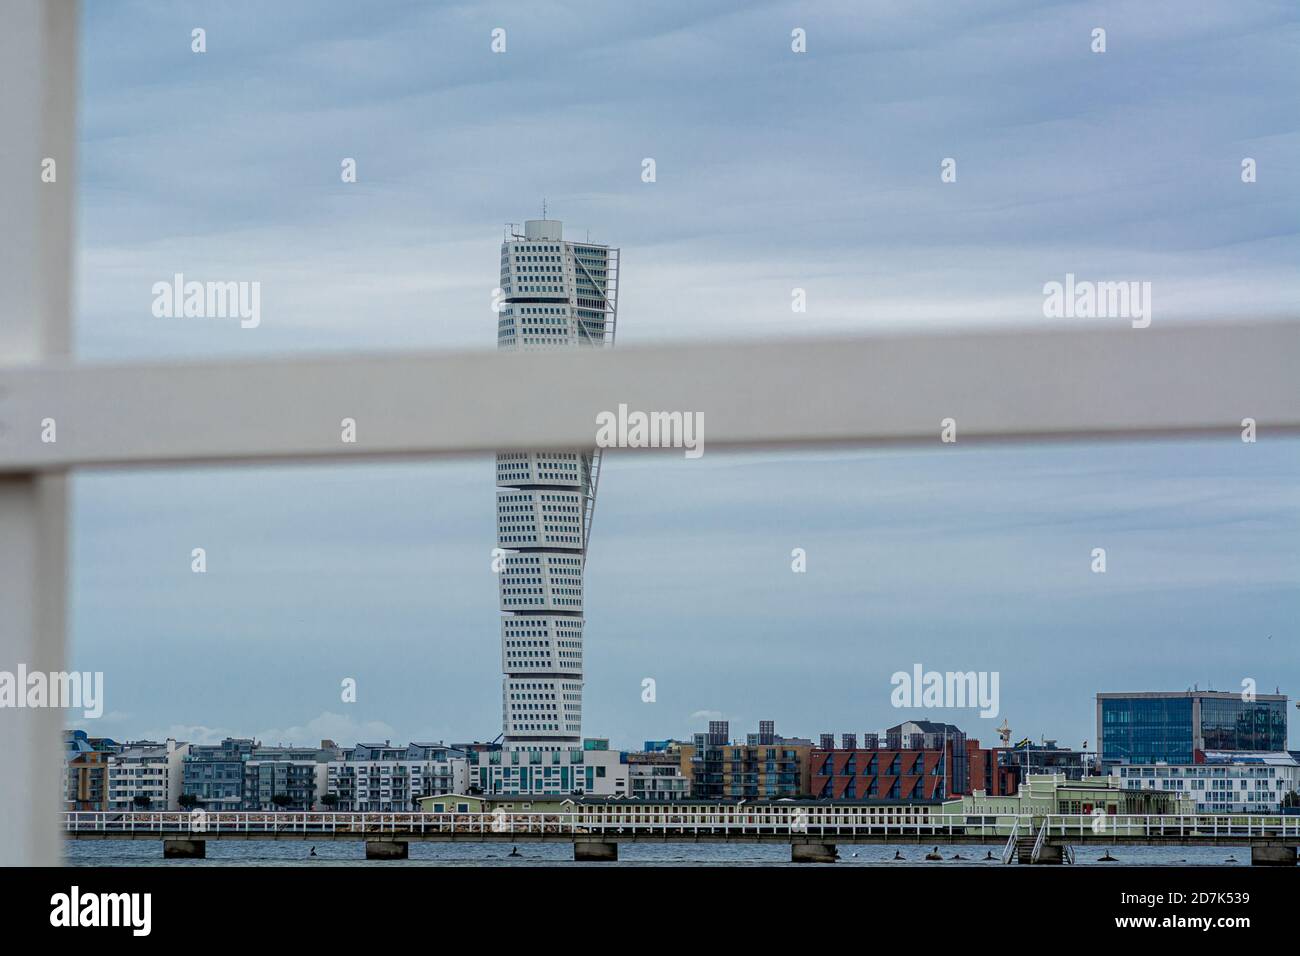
[[182, 737, 255, 810], [1097, 690, 1288, 767], [327, 742, 467, 811], [63, 730, 120, 811], [108, 739, 189, 811], [1115, 751, 1300, 813], [810, 722, 1013, 802], [627, 748, 691, 801], [468, 738, 628, 797], [245, 743, 336, 811], [685, 721, 813, 799], [494, 218, 619, 752]]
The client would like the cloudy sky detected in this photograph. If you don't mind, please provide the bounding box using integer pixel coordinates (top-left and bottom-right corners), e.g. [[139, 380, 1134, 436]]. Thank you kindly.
[[69, 0, 1299, 749]]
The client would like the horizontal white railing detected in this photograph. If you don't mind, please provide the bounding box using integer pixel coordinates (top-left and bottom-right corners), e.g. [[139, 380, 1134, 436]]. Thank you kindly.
[[7, 321, 1300, 474], [62, 811, 1300, 840]]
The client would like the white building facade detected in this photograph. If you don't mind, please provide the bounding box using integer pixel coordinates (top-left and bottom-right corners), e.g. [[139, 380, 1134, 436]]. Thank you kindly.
[[469, 740, 629, 797], [495, 219, 619, 751], [327, 743, 468, 812], [108, 739, 189, 811], [244, 744, 334, 811], [628, 754, 691, 801], [1116, 752, 1300, 813]]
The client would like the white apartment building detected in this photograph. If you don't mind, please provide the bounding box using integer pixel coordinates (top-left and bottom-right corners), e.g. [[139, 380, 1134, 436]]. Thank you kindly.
[[244, 744, 334, 811], [327, 742, 468, 812], [627, 753, 690, 801], [1116, 751, 1300, 813], [495, 218, 619, 751], [108, 739, 189, 811], [469, 740, 629, 797]]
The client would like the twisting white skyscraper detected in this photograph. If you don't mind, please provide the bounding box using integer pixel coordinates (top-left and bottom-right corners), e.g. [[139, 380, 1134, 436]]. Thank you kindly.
[[494, 219, 620, 751]]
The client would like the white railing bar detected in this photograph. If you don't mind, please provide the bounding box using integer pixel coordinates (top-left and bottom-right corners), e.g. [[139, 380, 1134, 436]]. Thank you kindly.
[[4, 320, 1299, 474], [0, 0, 77, 870]]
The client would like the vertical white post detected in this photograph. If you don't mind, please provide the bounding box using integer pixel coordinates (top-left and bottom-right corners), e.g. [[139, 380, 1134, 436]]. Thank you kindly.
[[0, 0, 77, 865]]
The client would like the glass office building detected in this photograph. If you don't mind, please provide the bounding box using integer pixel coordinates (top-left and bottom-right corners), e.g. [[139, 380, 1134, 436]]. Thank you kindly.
[[1097, 691, 1288, 766]]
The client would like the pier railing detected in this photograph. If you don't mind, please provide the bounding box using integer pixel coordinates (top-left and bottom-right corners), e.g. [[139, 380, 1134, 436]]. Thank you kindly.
[[63, 810, 1300, 841]]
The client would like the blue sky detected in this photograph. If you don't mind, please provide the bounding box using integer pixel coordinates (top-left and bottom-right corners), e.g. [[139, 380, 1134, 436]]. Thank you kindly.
[[69, 0, 1299, 749]]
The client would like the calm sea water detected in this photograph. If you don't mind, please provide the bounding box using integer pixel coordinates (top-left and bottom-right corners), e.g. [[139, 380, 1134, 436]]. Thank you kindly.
[[64, 840, 1253, 867]]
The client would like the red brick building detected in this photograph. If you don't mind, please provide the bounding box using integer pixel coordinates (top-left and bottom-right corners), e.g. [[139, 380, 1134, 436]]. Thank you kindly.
[[967, 742, 1017, 796], [810, 722, 1015, 801]]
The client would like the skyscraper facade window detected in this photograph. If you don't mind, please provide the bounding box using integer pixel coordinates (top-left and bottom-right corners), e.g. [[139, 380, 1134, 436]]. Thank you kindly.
[[494, 219, 619, 752]]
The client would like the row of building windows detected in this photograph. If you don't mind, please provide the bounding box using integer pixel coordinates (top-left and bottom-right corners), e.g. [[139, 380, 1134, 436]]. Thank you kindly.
[[501, 555, 583, 568], [499, 493, 583, 505], [503, 627, 583, 640]]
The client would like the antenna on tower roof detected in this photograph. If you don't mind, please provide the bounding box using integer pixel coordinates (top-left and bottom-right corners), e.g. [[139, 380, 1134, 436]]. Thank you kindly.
[[542, 197, 547, 218]]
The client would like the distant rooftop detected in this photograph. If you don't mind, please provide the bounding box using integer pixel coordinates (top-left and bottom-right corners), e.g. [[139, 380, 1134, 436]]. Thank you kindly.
[[1201, 751, 1299, 766], [523, 219, 562, 241], [1097, 691, 1287, 701]]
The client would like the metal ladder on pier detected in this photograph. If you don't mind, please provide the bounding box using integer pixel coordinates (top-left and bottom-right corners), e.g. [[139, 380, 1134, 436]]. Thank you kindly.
[[1029, 820, 1048, 863], [1000, 820, 1019, 863], [1002, 819, 1041, 864]]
